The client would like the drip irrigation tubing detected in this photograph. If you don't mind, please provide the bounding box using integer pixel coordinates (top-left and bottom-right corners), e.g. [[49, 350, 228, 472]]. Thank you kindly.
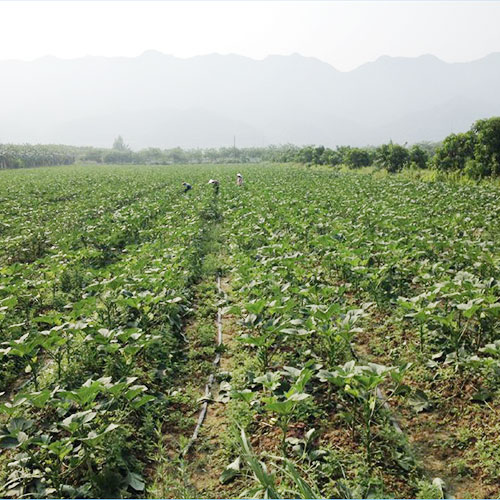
[[181, 274, 223, 457]]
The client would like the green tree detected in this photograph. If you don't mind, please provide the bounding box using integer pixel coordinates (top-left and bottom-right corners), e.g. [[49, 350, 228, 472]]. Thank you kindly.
[[112, 135, 130, 152], [298, 146, 314, 164], [313, 146, 326, 165], [472, 117, 500, 176], [409, 144, 429, 169], [376, 143, 409, 173], [323, 148, 342, 166], [345, 148, 371, 168], [433, 132, 475, 172]]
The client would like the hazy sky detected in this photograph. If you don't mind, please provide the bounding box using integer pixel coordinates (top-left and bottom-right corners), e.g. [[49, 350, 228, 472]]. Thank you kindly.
[[1, 1, 500, 71]]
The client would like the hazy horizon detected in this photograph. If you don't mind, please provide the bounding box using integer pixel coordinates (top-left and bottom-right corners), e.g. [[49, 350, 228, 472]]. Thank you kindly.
[[2, 1, 500, 71], [2, 49, 499, 74], [2, 1, 500, 149], [2, 50, 500, 149]]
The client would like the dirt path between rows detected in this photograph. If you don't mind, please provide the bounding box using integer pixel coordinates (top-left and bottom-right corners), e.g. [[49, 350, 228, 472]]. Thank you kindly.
[[188, 276, 240, 498]]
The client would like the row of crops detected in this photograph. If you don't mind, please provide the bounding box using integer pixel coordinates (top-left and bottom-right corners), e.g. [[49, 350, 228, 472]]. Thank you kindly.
[[1, 163, 499, 498], [214, 166, 500, 498], [0, 165, 226, 497]]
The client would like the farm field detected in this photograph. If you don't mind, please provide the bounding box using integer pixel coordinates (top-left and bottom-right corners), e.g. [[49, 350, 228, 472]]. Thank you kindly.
[[0, 163, 499, 499]]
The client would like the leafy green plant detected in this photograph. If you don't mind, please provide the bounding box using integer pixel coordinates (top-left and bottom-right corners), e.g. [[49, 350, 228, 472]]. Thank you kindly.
[[237, 428, 280, 499], [261, 366, 313, 457], [319, 361, 408, 467]]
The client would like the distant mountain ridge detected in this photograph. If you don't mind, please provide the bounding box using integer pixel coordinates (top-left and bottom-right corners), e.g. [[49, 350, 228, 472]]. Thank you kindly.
[[1, 51, 499, 148]]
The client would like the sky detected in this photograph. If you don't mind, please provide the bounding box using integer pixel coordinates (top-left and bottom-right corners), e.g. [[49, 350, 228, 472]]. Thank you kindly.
[[1, 1, 500, 71]]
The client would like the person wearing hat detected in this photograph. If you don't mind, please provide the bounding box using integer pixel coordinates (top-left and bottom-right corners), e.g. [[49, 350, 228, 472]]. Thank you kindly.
[[236, 173, 243, 186], [182, 182, 192, 193], [208, 179, 220, 195]]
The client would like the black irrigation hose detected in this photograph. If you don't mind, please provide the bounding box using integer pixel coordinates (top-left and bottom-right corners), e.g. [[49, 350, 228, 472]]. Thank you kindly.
[[181, 274, 223, 457], [179, 280, 403, 455]]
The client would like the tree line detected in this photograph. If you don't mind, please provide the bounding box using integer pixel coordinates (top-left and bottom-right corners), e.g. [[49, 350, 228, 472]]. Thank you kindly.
[[1, 118, 499, 178], [0, 140, 281, 169], [279, 117, 500, 178], [0, 144, 76, 169], [273, 142, 436, 171]]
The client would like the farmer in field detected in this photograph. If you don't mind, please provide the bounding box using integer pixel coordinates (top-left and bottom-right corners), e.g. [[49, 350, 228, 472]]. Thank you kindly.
[[182, 182, 192, 193], [236, 173, 243, 186], [208, 178, 220, 195]]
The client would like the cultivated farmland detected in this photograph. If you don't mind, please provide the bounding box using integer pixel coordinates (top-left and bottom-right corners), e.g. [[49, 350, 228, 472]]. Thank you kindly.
[[0, 164, 499, 499]]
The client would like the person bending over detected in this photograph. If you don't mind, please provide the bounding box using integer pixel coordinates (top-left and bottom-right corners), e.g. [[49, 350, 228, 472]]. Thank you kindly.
[[208, 179, 220, 195]]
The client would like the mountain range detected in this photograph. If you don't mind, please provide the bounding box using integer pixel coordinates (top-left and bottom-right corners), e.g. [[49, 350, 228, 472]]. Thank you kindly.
[[1, 51, 499, 148]]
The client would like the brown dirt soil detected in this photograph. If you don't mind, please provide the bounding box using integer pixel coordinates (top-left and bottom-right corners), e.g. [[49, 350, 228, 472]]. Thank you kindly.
[[147, 276, 240, 498], [351, 309, 500, 499], [403, 401, 500, 499], [187, 276, 241, 498]]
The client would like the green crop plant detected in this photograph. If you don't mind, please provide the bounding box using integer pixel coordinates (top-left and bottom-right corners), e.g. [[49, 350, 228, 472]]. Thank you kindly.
[[261, 366, 313, 457], [318, 362, 408, 468], [0, 162, 499, 498]]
